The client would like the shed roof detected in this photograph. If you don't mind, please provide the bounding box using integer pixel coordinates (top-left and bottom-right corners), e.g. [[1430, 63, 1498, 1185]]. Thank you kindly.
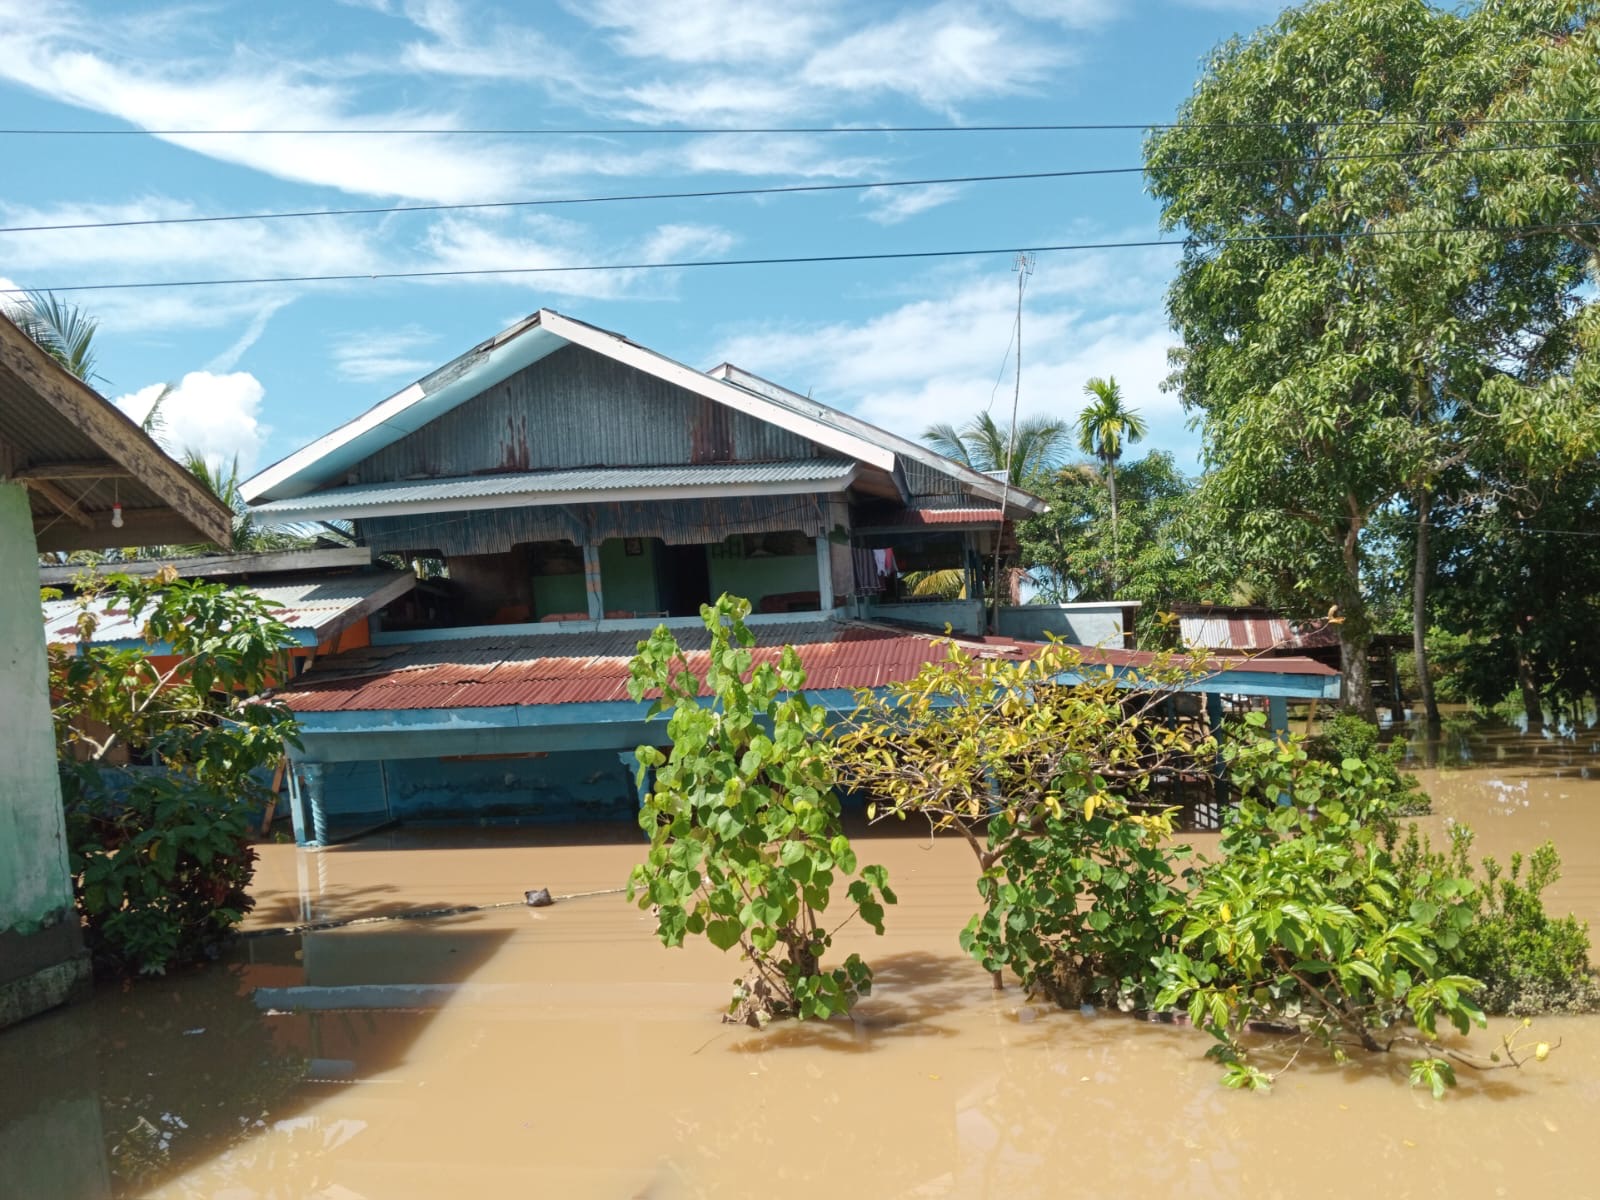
[[251, 460, 858, 523], [282, 620, 1336, 714], [0, 314, 234, 553], [42, 570, 416, 649]]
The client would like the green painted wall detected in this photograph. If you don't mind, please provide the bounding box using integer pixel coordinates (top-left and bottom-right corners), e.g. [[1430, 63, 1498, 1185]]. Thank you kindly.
[[531, 571, 586, 619], [0, 483, 76, 941], [598, 538, 661, 615], [708, 548, 820, 610]]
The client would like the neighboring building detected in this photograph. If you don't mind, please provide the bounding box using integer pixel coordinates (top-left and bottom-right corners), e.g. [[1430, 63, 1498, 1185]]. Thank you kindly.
[[240, 309, 1339, 845], [1, 311, 233, 1029]]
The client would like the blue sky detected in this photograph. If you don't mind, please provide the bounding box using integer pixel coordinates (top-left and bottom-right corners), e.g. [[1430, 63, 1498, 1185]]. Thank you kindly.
[[0, 0, 1282, 480]]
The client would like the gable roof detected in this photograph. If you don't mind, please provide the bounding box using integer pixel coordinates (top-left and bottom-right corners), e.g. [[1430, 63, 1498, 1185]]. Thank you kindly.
[[240, 309, 1043, 517]]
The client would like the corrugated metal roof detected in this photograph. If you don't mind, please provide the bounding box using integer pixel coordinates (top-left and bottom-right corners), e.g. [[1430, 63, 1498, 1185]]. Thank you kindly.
[[1180, 614, 1293, 653], [283, 621, 1335, 713], [43, 571, 415, 647], [880, 506, 1005, 527], [253, 460, 856, 518]]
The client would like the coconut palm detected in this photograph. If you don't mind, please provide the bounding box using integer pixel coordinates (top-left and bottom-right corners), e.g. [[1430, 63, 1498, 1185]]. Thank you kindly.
[[1075, 377, 1148, 578], [5, 290, 102, 382], [922, 411, 1069, 488]]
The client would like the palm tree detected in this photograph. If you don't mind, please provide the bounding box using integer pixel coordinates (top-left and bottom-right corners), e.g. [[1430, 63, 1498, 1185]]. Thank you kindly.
[[1075, 377, 1148, 586], [5, 290, 101, 382], [922, 412, 1069, 488]]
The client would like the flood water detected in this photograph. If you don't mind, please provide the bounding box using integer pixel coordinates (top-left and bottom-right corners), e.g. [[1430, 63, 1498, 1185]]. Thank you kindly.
[[5, 716, 1600, 1199]]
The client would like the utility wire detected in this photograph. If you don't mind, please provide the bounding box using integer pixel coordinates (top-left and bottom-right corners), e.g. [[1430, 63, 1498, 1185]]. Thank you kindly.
[[6, 119, 1600, 135], [4, 140, 1597, 236], [5, 220, 1598, 297]]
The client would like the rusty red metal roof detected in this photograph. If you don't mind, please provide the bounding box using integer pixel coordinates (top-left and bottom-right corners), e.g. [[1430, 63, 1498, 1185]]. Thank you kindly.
[[878, 506, 1005, 528], [282, 620, 1334, 714]]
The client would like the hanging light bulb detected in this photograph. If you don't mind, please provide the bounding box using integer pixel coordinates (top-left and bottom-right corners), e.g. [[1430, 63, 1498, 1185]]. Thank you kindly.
[[111, 502, 124, 529]]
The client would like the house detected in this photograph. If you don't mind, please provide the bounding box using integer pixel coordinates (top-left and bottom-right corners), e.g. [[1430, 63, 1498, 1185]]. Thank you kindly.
[[1, 311, 234, 1028], [240, 309, 1338, 846]]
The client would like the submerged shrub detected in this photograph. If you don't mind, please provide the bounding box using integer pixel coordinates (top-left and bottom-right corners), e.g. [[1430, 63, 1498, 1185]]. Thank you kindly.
[[1307, 712, 1430, 815], [627, 595, 894, 1026], [835, 638, 1213, 1006], [1395, 826, 1599, 1016], [64, 771, 258, 975], [49, 571, 300, 976]]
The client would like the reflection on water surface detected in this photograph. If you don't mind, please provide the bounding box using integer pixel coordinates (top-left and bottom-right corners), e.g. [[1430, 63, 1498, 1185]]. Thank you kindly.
[[3, 715, 1599, 1198]]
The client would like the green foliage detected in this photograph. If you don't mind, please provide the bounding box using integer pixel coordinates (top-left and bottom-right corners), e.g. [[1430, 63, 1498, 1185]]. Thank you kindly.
[[1307, 712, 1429, 816], [64, 772, 258, 976], [961, 805, 1187, 1012], [922, 411, 1069, 489], [49, 570, 301, 975], [836, 639, 1212, 1006], [5, 288, 101, 381], [1394, 826, 1599, 1016], [626, 595, 894, 1025], [1017, 452, 1209, 645], [1152, 722, 1491, 1091]]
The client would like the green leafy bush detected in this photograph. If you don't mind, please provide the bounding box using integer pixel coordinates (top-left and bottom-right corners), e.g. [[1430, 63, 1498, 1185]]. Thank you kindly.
[[835, 638, 1213, 1007], [1153, 721, 1490, 1090], [1395, 826, 1599, 1016], [962, 805, 1188, 1011], [64, 771, 258, 975], [1307, 712, 1429, 815], [627, 595, 894, 1025], [49, 571, 300, 976]]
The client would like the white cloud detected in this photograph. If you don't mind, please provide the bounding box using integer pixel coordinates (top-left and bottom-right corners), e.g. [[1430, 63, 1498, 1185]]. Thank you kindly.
[[114, 371, 269, 473], [639, 223, 737, 261], [802, 8, 1068, 109], [0, 3, 541, 203], [205, 300, 291, 373], [579, 0, 837, 65], [861, 184, 965, 225], [330, 326, 440, 383], [713, 245, 1198, 466], [397, 0, 582, 83]]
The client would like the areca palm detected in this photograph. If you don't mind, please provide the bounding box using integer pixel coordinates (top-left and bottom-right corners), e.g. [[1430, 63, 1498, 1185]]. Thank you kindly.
[[1075, 377, 1148, 572], [922, 411, 1069, 489]]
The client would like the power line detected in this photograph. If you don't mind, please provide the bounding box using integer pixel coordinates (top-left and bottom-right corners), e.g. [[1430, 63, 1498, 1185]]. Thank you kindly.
[[3, 220, 1596, 297], [5, 119, 1600, 136], [5, 140, 1596, 237]]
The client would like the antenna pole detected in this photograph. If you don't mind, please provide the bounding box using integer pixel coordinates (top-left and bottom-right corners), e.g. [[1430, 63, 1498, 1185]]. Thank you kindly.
[[990, 252, 1033, 634]]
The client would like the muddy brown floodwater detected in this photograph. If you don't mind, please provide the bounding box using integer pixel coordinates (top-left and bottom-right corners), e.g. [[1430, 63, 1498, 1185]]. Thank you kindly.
[[4, 716, 1600, 1199]]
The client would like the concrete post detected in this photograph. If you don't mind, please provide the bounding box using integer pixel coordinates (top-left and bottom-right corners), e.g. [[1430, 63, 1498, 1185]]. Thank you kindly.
[[815, 536, 833, 611], [301, 761, 329, 847], [0, 483, 92, 1028], [582, 543, 604, 621], [1268, 695, 1289, 737]]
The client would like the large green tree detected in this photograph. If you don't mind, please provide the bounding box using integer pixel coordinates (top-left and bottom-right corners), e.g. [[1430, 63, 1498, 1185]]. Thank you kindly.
[[1146, 0, 1599, 718]]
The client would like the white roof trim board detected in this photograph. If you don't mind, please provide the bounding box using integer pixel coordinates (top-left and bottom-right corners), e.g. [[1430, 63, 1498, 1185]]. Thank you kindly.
[[252, 461, 860, 522], [241, 309, 1042, 515], [242, 310, 897, 504]]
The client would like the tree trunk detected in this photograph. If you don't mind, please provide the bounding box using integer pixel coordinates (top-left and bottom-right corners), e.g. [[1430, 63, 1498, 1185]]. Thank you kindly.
[[1107, 458, 1119, 594], [1338, 506, 1376, 720], [1516, 641, 1543, 730], [1412, 487, 1440, 731], [1338, 620, 1376, 720]]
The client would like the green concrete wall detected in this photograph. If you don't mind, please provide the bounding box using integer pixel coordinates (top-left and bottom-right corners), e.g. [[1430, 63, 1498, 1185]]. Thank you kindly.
[[598, 538, 661, 615], [531, 571, 586, 619], [0, 482, 89, 1025], [0, 484, 76, 936], [708, 550, 819, 610]]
